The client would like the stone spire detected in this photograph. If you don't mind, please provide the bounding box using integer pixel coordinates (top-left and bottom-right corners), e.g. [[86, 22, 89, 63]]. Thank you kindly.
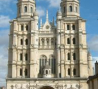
[[46, 10, 49, 21], [40, 18, 42, 29], [52, 17, 54, 26]]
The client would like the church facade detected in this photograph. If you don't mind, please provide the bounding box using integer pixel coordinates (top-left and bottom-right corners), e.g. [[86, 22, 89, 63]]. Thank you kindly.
[[6, 0, 93, 89]]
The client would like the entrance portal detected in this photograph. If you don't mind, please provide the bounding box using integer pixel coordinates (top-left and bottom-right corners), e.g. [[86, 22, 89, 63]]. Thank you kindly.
[[40, 86, 54, 89]]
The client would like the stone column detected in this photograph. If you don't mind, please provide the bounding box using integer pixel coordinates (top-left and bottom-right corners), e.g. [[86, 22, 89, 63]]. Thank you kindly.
[[19, 24, 20, 31], [35, 33, 38, 48], [23, 66, 25, 78], [70, 48, 73, 78], [56, 32, 61, 77], [66, 67, 68, 77], [61, 48, 65, 78], [13, 34, 17, 46], [21, 5, 24, 13], [79, 48, 83, 77], [64, 23, 66, 31], [28, 4, 30, 13], [40, 38, 42, 48], [12, 49, 16, 62], [24, 24, 26, 31], [57, 48, 60, 77], [13, 21, 17, 31], [31, 21, 33, 32], [71, 67, 73, 77], [30, 49, 33, 62], [73, 4, 75, 12], [79, 29, 83, 77], [31, 34, 33, 45], [30, 49, 35, 78], [49, 38, 51, 48], [17, 66, 20, 78], [70, 24, 72, 31], [12, 65, 16, 78], [23, 50, 25, 62], [44, 38, 47, 48], [79, 33, 82, 46]]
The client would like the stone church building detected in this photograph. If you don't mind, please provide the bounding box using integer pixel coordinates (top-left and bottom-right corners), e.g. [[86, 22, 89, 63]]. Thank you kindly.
[[6, 0, 93, 89]]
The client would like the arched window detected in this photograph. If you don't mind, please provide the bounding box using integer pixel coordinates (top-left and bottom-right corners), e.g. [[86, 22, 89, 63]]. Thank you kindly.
[[68, 68, 70, 75], [73, 38, 76, 44], [59, 73, 61, 78], [46, 38, 49, 46], [46, 70, 48, 74], [72, 25, 75, 30], [67, 38, 70, 44], [25, 68, 28, 76], [73, 69, 76, 75], [51, 38, 54, 45], [68, 53, 70, 60], [42, 38, 44, 48], [69, 6, 72, 12], [20, 68, 22, 76], [52, 58, 54, 73], [67, 24, 70, 30], [31, 7, 33, 13], [20, 39, 23, 45], [64, 7, 66, 13], [73, 53, 76, 60], [39, 55, 47, 74], [21, 25, 24, 31], [20, 53, 23, 61], [26, 25, 28, 31], [24, 6, 27, 12], [25, 53, 28, 61], [25, 39, 28, 45]]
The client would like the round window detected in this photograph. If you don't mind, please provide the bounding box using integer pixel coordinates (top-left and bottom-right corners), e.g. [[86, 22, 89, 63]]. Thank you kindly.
[[46, 25, 49, 29]]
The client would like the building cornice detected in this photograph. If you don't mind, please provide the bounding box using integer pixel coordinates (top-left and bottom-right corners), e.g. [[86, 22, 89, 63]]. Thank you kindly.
[[6, 77, 88, 81]]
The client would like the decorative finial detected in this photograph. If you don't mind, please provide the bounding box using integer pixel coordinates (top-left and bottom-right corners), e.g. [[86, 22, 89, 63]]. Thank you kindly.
[[59, 6, 61, 12]]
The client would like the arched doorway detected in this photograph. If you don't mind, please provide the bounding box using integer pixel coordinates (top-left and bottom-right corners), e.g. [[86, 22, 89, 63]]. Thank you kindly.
[[40, 86, 54, 89]]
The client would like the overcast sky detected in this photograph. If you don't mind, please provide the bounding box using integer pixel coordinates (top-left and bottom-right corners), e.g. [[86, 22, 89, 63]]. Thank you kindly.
[[0, 0, 98, 87]]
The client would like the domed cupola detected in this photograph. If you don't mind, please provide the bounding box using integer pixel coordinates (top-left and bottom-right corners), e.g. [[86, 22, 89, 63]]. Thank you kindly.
[[57, 10, 62, 16], [43, 61, 52, 78], [60, 0, 80, 17]]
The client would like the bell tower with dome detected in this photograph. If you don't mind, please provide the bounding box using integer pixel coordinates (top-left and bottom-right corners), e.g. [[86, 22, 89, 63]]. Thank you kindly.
[[6, 0, 93, 89], [17, 0, 36, 18]]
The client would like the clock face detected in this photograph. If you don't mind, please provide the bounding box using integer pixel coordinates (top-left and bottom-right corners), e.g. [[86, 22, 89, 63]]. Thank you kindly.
[[46, 25, 49, 29]]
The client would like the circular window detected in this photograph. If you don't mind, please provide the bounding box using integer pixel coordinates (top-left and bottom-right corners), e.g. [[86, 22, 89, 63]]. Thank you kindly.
[[46, 25, 49, 29]]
